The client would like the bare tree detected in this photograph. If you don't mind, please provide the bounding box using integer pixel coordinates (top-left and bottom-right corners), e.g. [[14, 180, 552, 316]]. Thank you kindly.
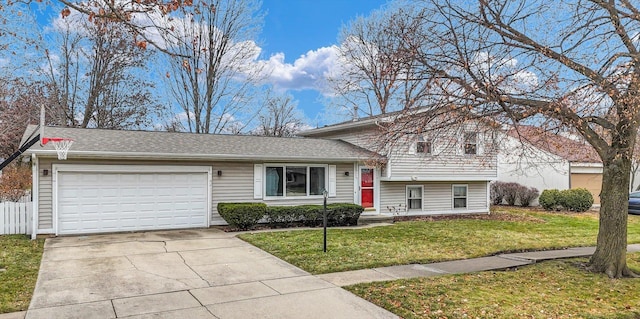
[[160, 0, 264, 134], [255, 91, 303, 137], [0, 79, 47, 158], [44, 15, 162, 129], [329, 4, 435, 117], [353, 0, 640, 277]]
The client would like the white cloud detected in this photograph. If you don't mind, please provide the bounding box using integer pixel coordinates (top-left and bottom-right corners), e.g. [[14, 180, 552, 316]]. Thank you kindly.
[[257, 46, 342, 94]]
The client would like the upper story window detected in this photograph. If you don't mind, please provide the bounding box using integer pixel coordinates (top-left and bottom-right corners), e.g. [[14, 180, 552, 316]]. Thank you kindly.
[[416, 136, 432, 154], [464, 132, 477, 155], [265, 165, 326, 198]]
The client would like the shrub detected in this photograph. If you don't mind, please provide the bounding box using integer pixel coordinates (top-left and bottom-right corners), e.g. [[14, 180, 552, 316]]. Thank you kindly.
[[519, 186, 540, 207], [265, 203, 364, 227], [490, 181, 507, 205], [538, 188, 594, 212], [217, 202, 266, 230], [561, 188, 594, 212], [326, 203, 364, 226], [502, 182, 521, 206], [539, 189, 562, 210]]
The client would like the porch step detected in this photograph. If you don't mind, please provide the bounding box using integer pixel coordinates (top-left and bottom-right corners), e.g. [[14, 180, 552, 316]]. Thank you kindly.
[[357, 215, 394, 226]]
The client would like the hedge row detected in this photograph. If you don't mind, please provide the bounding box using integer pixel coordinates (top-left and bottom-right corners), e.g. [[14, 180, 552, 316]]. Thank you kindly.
[[217, 202, 364, 230], [538, 188, 594, 212], [490, 181, 539, 207]]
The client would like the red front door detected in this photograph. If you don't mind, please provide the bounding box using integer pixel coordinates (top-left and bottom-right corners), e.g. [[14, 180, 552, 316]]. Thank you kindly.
[[360, 168, 374, 208]]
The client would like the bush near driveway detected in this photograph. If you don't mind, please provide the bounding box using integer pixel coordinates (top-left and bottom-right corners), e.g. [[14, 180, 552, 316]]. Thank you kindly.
[[0, 235, 44, 313], [346, 253, 640, 319], [217, 202, 267, 230], [239, 208, 640, 274]]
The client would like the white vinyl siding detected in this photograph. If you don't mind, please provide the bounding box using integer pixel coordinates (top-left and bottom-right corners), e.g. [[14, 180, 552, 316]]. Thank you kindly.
[[384, 132, 496, 181], [212, 162, 354, 224], [380, 181, 488, 215], [36, 159, 356, 233]]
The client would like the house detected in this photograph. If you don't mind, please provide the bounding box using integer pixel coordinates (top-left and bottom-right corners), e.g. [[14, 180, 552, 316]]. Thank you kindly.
[[22, 114, 497, 237], [498, 126, 606, 204], [298, 113, 497, 217], [21, 125, 376, 237]]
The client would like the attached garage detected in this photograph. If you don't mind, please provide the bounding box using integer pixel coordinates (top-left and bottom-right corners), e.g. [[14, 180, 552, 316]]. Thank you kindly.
[[53, 165, 211, 235], [570, 172, 602, 205]]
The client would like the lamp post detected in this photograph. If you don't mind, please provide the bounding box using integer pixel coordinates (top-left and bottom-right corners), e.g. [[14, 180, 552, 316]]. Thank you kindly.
[[323, 189, 328, 253]]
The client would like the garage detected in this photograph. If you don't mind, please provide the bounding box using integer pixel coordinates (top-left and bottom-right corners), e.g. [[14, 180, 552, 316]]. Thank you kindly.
[[54, 165, 211, 235], [570, 173, 602, 205]]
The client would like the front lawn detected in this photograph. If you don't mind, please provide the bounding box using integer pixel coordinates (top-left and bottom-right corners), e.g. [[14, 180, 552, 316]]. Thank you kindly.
[[0, 235, 44, 313], [239, 208, 640, 274], [346, 253, 640, 318]]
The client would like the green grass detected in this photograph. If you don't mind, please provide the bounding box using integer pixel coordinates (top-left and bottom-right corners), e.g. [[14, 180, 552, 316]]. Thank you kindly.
[[346, 253, 640, 319], [239, 208, 640, 274], [0, 235, 44, 313]]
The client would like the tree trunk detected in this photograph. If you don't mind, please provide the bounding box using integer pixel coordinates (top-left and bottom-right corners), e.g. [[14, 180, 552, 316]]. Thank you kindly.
[[588, 155, 634, 278]]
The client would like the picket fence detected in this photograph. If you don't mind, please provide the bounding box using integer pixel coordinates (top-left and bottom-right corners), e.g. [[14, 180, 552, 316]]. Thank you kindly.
[[0, 201, 32, 235]]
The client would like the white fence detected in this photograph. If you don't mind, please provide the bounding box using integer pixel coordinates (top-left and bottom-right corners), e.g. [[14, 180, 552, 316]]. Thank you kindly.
[[0, 201, 32, 235]]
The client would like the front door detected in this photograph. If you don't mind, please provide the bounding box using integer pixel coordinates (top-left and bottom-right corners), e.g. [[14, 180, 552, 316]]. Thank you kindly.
[[360, 168, 374, 208]]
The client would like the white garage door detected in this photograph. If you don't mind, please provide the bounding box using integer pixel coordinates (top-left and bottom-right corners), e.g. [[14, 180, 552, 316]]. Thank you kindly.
[[57, 168, 209, 235]]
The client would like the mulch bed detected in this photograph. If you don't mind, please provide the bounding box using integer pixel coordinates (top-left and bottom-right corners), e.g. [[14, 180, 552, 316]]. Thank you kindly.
[[393, 210, 546, 223]]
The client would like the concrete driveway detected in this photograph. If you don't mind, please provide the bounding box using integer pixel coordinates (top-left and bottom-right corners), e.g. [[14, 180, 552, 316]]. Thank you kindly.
[[26, 229, 397, 319]]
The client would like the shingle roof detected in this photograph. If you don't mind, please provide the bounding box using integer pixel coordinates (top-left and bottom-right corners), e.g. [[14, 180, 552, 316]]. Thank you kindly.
[[22, 125, 380, 162], [509, 126, 601, 163]]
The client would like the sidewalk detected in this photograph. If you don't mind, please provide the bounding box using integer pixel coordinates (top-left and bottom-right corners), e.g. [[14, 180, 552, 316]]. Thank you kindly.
[[317, 244, 640, 286], [1, 244, 639, 319]]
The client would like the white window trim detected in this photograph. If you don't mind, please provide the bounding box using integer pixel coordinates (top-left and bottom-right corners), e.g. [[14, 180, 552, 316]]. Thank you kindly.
[[463, 132, 478, 155], [263, 163, 329, 200], [452, 184, 468, 210], [406, 185, 424, 211]]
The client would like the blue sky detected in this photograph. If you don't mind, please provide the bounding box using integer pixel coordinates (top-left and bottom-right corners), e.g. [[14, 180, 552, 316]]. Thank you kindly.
[[28, 0, 389, 128], [260, 0, 389, 126]]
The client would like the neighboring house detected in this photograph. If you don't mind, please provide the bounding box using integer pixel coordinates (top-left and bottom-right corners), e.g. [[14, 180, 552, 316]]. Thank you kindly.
[[498, 126, 606, 204], [22, 114, 497, 237], [298, 114, 497, 217]]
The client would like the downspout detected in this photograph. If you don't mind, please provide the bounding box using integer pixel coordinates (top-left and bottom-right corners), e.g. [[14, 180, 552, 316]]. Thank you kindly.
[[31, 154, 39, 240]]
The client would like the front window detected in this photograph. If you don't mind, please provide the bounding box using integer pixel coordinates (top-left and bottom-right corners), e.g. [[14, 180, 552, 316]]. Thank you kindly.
[[266, 165, 326, 198], [407, 186, 423, 210], [453, 185, 468, 209], [464, 132, 477, 155]]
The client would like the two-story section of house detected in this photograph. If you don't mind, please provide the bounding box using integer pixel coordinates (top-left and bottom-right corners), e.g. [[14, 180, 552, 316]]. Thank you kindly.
[[298, 113, 498, 216]]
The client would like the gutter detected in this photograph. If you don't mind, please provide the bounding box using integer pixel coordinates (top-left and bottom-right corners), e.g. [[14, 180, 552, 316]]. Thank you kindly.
[[25, 149, 386, 163]]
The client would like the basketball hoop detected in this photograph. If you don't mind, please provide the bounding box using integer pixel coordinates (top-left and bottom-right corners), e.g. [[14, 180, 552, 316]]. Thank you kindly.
[[42, 138, 74, 160]]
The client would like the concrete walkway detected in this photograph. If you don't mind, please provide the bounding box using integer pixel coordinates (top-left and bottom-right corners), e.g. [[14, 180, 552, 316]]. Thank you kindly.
[[2, 229, 639, 319], [20, 229, 398, 319], [318, 244, 640, 286]]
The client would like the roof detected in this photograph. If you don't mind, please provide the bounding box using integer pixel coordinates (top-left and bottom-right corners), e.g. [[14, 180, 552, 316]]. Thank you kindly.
[[298, 109, 411, 137], [509, 126, 601, 163], [21, 125, 380, 162]]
